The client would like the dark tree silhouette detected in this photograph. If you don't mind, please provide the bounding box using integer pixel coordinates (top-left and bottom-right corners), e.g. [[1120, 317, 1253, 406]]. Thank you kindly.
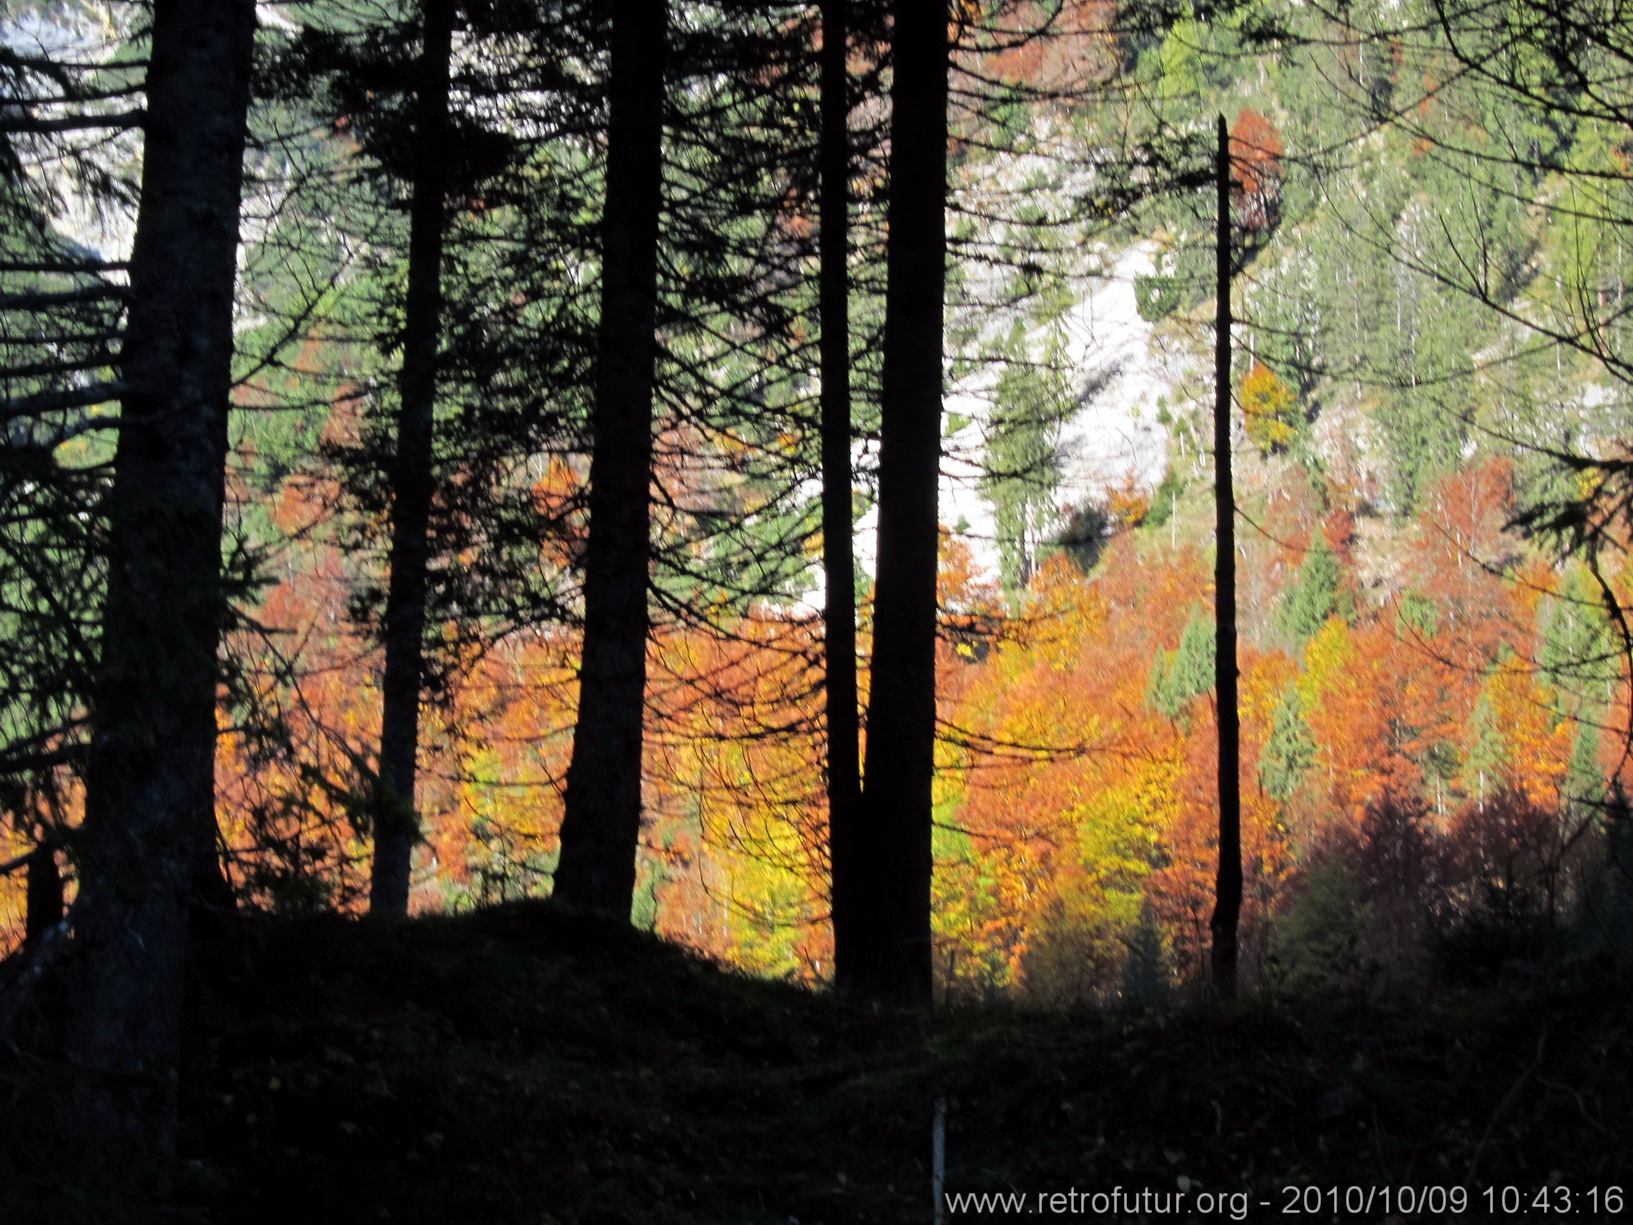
[[372, 0, 457, 918], [1, 14, 137, 953], [60, 0, 257, 1181], [839, 0, 949, 1007], [1210, 113, 1242, 1000], [553, 0, 668, 919], [820, 0, 865, 1000], [23, 839, 61, 948]]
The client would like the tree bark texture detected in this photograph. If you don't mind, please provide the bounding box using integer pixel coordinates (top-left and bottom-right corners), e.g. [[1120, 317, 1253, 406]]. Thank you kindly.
[[552, 0, 667, 919], [841, 0, 949, 1007], [819, 0, 865, 990], [61, 0, 255, 1183], [1210, 113, 1243, 1002], [371, 0, 456, 919]]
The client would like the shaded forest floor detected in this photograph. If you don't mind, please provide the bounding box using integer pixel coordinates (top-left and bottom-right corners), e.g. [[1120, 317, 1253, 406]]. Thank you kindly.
[[5, 900, 1631, 1223]]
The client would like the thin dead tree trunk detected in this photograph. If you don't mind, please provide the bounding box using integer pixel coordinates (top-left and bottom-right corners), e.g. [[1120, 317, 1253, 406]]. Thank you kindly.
[[819, 0, 864, 993], [1211, 113, 1243, 1002]]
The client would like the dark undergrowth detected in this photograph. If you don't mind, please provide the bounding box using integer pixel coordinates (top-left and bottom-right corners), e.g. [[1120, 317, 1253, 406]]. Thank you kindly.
[[3, 899, 1629, 1223]]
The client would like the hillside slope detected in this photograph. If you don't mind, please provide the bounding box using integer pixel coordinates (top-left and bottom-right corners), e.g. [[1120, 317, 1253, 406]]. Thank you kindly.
[[5, 903, 1629, 1223]]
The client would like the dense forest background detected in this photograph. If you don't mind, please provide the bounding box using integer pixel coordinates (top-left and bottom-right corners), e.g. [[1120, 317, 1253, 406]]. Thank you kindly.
[[5, 0, 1633, 1217], [4, 0, 1632, 1016], [9, 0, 1633, 999]]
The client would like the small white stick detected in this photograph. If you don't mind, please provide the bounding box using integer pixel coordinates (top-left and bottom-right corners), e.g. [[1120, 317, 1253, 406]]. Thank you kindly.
[[932, 1096, 948, 1225]]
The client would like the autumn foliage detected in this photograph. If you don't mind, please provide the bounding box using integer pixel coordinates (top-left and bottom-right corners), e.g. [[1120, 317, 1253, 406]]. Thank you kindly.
[[1230, 107, 1284, 231], [3, 443, 1623, 1004], [1240, 361, 1299, 453]]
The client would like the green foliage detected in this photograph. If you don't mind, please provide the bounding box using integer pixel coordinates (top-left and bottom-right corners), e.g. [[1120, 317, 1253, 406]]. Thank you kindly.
[[443, 814, 557, 911], [1142, 466, 1184, 529], [1396, 593, 1440, 639], [1120, 901, 1173, 1007], [1460, 688, 1506, 806], [1146, 607, 1216, 719], [1380, 377, 1469, 515], [1249, 254, 1323, 397], [0, 38, 131, 837], [1276, 536, 1345, 645], [1134, 273, 1183, 321], [1562, 723, 1602, 813], [1539, 566, 1616, 713], [1138, 238, 1213, 321], [1155, 19, 1204, 100], [982, 322, 1069, 593], [1259, 684, 1314, 801], [1270, 863, 1374, 996]]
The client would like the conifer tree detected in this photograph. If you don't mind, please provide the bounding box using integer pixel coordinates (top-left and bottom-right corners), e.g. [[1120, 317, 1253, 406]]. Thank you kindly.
[[553, 0, 668, 918], [838, 0, 950, 1006], [0, 5, 140, 937], [371, 0, 456, 918], [1277, 536, 1343, 646], [61, 0, 257, 1180]]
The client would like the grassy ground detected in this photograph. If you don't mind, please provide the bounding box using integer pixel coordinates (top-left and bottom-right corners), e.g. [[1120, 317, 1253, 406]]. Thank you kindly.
[[5, 900, 1630, 1223]]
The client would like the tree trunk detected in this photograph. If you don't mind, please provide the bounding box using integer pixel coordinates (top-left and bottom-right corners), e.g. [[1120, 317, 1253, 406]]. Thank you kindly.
[[840, 0, 948, 1007], [1210, 113, 1243, 1002], [190, 806, 237, 937], [23, 837, 61, 947], [61, 0, 256, 1188], [819, 0, 864, 990], [371, 0, 456, 919], [552, 0, 667, 919]]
